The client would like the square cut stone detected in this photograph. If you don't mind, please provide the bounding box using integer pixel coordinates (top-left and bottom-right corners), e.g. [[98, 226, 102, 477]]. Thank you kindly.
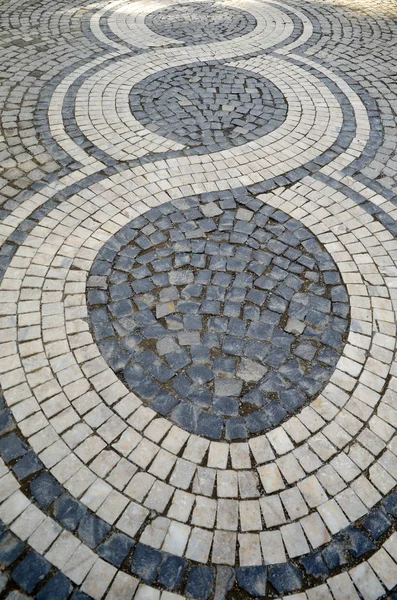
[[169, 271, 194, 285], [236, 208, 253, 221], [212, 531, 236, 565], [156, 302, 176, 318], [156, 337, 180, 356], [178, 332, 201, 346], [285, 317, 306, 335], [237, 358, 267, 382], [201, 203, 223, 217], [214, 378, 243, 397]]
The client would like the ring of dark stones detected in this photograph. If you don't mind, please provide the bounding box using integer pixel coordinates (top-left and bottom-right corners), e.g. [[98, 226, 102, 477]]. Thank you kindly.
[[144, 2, 257, 44], [129, 64, 288, 153], [87, 196, 350, 441]]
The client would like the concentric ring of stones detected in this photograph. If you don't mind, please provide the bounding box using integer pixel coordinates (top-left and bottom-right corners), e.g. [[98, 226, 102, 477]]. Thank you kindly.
[[1, 0, 397, 598], [87, 197, 348, 440], [96, 0, 298, 51], [144, 2, 257, 44], [68, 51, 346, 164], [1, 166, 397, 598]]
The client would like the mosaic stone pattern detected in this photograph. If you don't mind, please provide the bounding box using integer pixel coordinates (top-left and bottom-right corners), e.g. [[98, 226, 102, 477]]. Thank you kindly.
[[130, 65, 287, 152], [144, 2, 257, 44], [1, 0, 397, 599], [88, 198, 348, 440]]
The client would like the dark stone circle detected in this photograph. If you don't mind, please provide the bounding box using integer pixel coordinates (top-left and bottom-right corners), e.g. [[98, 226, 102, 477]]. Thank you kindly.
[[130, 64, 287, 153], [87, 196, 350, 440], [145, 2, 257, 45]]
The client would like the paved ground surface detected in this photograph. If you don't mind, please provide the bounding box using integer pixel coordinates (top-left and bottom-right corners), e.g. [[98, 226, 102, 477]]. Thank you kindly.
[[0, 0, 397, 598]]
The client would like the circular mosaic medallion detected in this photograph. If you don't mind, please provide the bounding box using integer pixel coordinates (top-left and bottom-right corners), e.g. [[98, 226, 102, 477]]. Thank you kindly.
[[130, 64, 288, 152], [144, 2, 257, 44], [87, 196, 349, 440]]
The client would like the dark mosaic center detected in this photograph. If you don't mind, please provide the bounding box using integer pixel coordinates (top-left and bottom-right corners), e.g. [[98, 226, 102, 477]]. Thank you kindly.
[[144, 2, 257, 44], [130, 64, 288, 152], [87, 195, 349, 440]]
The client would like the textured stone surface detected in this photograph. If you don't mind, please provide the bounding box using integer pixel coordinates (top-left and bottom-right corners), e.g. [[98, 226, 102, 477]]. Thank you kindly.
[[130, 65, 287, 152], [87, 198, 348, 440], [1, 0, 397, 598], [145, 3, 257, 44]]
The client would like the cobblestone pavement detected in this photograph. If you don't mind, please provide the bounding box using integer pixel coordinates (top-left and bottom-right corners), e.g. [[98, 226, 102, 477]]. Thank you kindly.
[[0, 0, 397, 599]]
